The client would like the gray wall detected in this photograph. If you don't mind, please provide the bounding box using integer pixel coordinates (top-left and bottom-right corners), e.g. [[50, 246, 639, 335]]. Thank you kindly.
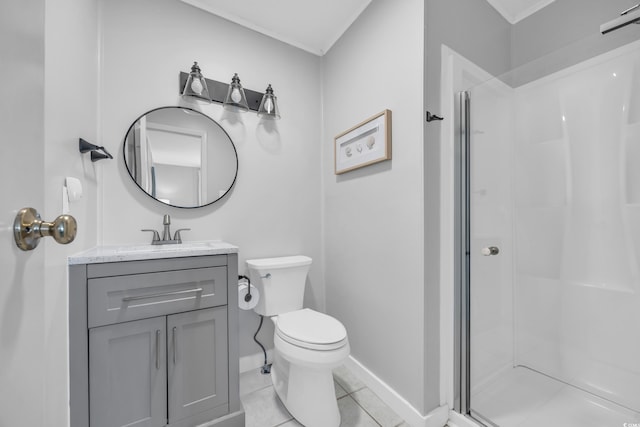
[[513, 0, 640, 69], [323, 0, 427, 413], [511, 0, 640, 86], [44, 2, 100, 424], [99, 0, 323, 363]]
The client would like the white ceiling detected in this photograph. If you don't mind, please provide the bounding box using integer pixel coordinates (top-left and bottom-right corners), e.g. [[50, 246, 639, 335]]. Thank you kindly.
[[485, 0, 556, 24], [179, 0, 555, 56], [179, 0, 372, 56]]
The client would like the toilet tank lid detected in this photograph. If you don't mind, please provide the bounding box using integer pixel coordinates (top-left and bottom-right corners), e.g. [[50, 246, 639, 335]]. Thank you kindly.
[[246, 255, 312, 269]]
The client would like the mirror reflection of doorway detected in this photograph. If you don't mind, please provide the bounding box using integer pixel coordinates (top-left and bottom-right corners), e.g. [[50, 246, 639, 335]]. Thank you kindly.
[[144, 122, 207, 206]]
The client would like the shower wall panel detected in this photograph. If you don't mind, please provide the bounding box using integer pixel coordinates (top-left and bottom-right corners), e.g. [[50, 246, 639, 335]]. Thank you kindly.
[[513, 40, 640, 412]]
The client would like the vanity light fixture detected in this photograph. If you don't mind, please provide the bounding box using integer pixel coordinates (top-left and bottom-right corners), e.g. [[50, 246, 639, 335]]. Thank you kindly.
[[257, 84, 281, 120], [79, 138, 113, 162], [181, 62, 212, 103], [178, 63, 280, 117], [223, 73, 249, 112]]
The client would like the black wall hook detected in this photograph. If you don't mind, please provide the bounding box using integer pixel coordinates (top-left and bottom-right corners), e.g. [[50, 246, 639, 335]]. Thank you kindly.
[[426, 111, 444, 122], [79, 138, 113, 162]]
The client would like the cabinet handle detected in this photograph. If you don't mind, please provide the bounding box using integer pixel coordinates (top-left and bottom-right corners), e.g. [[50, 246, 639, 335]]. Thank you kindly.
[[122, 287, 204, 303], [172, 327, 177, 365], [155, 330, 161, 370]]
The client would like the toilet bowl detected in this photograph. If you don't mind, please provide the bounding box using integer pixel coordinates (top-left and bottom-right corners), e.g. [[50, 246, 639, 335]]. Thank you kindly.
[[271, 309, 350, 427], [246, 256, 350, 427]]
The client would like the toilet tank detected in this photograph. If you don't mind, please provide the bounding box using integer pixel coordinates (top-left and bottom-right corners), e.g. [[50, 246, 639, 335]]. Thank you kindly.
[[246, 255, 312, 316]]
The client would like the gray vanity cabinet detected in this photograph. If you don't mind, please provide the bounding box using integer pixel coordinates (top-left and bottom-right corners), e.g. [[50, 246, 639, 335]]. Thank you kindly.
[[69, 251, 244, 427]]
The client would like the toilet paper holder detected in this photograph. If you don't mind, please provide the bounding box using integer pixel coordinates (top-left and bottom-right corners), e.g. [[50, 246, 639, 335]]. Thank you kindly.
[[238, 275, 253, 302]]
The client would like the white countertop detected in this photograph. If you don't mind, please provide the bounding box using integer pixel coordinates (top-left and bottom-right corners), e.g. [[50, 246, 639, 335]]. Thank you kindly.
[[68, 241, 239, 265]]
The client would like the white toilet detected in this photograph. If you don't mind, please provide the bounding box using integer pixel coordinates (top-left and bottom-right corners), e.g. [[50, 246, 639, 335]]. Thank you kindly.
[[246, 255, 350, 427]]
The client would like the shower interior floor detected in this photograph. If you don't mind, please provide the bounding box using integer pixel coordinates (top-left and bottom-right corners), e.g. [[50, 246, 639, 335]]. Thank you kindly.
[[470, 366, 640, 427]]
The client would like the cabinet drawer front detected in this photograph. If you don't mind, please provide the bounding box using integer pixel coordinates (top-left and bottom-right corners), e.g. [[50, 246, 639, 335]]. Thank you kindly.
[[88, 267, 227, 328]]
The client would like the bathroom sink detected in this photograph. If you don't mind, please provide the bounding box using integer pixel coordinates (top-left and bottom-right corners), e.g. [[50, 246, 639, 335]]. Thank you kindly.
[[114, 241, 228, 254]]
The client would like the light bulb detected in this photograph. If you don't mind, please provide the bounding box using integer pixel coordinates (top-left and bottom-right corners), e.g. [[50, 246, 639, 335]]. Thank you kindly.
[[190, 78, 203, 95], [264, 97, 274, 114], [230, 87, 242, 103]]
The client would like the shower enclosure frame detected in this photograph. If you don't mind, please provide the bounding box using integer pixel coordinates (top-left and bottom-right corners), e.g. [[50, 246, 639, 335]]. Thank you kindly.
[[453, 90, 471, 417], [453, 88, 489, 425]]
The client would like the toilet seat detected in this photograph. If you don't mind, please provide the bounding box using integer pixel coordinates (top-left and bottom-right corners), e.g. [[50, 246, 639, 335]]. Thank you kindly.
[[275, 308, 347, 351]]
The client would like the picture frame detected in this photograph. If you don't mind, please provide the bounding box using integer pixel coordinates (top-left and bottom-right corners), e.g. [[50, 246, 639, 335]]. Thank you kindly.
[[334, 109, 392, 175]]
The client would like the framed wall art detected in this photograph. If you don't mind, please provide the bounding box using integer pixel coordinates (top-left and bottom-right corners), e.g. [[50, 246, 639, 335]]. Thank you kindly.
[[334, 109, 392, 175]]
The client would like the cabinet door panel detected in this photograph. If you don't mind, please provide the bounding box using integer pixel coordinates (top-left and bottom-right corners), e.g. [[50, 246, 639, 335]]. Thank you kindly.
[[90, 317, 167, 427], [168, 307, 229, 423]]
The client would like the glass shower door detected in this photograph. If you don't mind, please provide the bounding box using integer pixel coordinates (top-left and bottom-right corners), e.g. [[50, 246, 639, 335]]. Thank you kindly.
[[464, 38, 640, 427]]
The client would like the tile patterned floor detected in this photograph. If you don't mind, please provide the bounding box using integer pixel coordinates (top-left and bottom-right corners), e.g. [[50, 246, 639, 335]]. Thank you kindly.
[[240, 365, 409, 427]]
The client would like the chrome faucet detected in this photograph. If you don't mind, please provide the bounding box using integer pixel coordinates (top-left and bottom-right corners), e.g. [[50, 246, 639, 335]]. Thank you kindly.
[[162, 214, 172, 241], [142, 214, 190, 245]]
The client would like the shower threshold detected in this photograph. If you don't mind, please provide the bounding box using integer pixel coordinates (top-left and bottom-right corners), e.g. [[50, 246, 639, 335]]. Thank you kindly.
[[469, 366, 640, 427]]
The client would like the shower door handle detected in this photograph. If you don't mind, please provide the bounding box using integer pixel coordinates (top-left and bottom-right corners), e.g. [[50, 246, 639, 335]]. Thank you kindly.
[[481, 246, 500, 256]]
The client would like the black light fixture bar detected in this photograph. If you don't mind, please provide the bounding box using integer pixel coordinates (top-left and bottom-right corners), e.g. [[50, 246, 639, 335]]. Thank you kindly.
[[179, 72, 264, 112]]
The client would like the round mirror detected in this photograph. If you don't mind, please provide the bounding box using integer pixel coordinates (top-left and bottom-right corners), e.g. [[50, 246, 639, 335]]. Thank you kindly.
[[123, 107, 238, 208]]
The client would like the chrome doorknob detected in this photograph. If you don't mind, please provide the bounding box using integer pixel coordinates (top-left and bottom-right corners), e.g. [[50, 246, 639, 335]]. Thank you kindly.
[[14, 207, 77, 251], [481, 246, 499, 256]]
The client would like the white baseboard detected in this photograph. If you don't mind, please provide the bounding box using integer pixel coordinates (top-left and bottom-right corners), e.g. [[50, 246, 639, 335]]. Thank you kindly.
[[239, 350, 274, 374], [447, 410, 483, 427], [343, 356, 449, 427]]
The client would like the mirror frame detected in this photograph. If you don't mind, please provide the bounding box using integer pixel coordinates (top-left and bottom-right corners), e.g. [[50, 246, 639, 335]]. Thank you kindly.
[[122, 106, 239, 209]]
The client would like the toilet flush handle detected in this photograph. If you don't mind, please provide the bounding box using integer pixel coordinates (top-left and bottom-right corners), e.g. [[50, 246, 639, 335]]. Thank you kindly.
[[261, 273, 272, 279]]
